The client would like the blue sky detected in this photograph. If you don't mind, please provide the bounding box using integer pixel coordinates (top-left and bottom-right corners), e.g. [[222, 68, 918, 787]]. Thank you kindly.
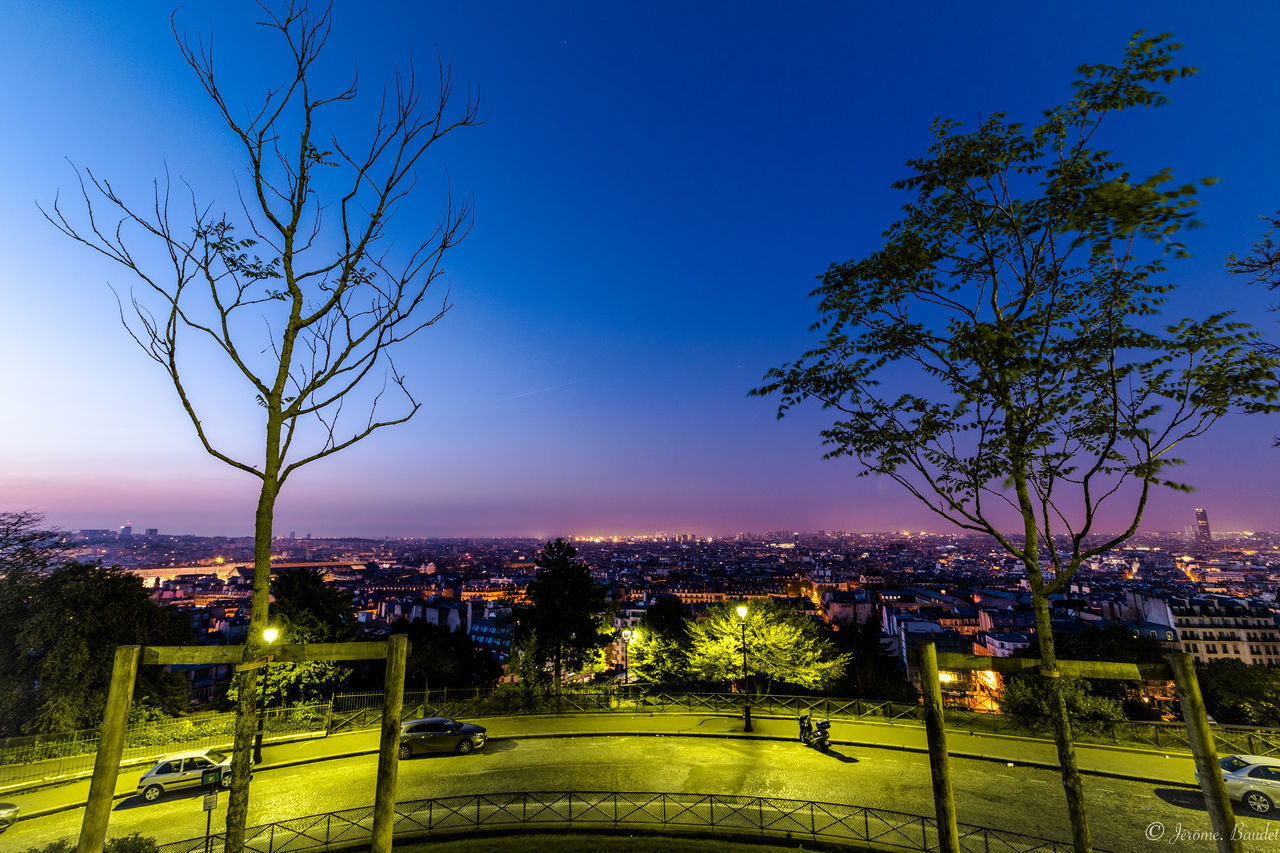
[[1, 1, 1278, 538]]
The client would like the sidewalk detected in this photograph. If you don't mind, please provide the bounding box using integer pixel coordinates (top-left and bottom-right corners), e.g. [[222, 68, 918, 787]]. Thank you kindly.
[[4, 711, 1200, 823]]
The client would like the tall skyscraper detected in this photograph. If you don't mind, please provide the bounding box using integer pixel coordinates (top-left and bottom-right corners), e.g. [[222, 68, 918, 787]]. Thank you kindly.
[[1194, 508, 1212, 544]]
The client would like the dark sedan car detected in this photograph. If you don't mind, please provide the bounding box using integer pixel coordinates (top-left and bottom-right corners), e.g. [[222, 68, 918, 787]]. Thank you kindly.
[[398, 717, 487, 758]]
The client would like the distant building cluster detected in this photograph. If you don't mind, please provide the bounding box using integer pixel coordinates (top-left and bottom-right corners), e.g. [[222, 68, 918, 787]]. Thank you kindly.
[[71, 511, 1280, 710]]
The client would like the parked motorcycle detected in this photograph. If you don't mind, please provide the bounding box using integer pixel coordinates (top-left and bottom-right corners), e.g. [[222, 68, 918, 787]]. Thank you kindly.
[[797, 713, 830, 750], [808, 719, 831, 750]]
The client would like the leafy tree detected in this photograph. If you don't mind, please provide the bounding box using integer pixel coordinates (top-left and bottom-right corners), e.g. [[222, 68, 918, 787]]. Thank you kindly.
[[755, 32, 1279, 852], [0, 511, 69, 734], [1001, 674, 1124, 734], [831, 614, 916, 701], [1019, 624, 1168, 717], [0, 510, 67, 578], [43, 3, 480, 847], [519, 539, 614, 687], [685, 600, 850, 693], [396, 618, 501, 692], [3, 563, 192, 735], [1200, 659, 1280, 727], [1229, 211, 1280, 442], [227, 568, 356, 705], [628, 596, 691, 684], [1228, 212, 1280, 295], [270, 568, 355, 642]]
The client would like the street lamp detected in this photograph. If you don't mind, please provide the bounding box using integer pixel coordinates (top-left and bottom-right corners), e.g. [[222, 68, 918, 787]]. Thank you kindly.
[[621, 629, 633, 684], [252, 626, 279, 765], [736, 604, 752, 732]]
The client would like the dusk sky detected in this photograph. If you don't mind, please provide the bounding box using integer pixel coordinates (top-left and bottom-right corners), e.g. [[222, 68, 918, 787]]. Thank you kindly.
[[2, 1, 1278, 539]]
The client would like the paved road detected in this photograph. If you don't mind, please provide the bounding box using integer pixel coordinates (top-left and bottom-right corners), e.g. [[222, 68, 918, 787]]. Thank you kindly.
[[5, 731, 1275, 853]]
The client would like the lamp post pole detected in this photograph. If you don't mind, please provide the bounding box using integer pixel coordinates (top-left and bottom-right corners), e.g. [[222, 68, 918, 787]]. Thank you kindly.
[[252, 627, 278, 765], [621, 629, 632, 684], [737, 604, 752, 732]]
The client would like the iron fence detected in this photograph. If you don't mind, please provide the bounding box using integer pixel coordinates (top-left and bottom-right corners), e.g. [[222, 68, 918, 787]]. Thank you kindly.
[[337, 684, 1280, 759], [154, 791, 1084, 853], [0, 704, 329, 789], [8, 683, 1279, 790]]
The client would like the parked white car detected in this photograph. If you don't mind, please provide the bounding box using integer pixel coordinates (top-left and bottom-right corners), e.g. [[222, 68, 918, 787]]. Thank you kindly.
[[1209, 754, 1280, 815], [136, 748, 234, 802]]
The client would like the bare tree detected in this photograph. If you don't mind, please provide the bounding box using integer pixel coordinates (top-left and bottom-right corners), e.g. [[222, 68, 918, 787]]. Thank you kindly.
[[43, 3, 480, 849]]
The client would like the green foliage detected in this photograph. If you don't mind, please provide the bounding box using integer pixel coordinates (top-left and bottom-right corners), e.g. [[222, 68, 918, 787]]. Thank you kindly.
[[0, 510, 67, 579], [0, 512, 72, 731], [223, 654, 348, 708], [270, 568, 355, 642], [104, 835, 160, 853], [221, 567, 362, 705], [23, 842, 72, 853], [398, 618, 501, 691], [518, 539, 615, 686], [685, 600, 850, 693], [755, 32, 1280, 593], [22, 836, 159, 853], [1228, 212, 1280, 292], [831, 615, 917, 701], [1200, 659, 1280, 727], [629, 596, 691, 684], [1, 562, 192, 735], [1000, 674, 1125, 733], [1013, 625, 1169, 716]]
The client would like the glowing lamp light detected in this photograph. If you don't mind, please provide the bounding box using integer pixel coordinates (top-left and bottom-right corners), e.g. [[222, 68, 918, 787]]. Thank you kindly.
[[937, 671, 957, 684], [736, 605, 748, 619], [263, 627, 279, 644]]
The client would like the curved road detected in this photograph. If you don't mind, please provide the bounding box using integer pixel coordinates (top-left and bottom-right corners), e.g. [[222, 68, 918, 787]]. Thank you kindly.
[[5, 734, 1272, 852]]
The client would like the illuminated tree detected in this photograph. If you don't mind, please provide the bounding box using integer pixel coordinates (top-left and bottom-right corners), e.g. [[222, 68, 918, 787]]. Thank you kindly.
[[42, 3, 480, 847], [628, 595, 691, 684], [756, 33, 1279, 852], [685, 600, 849, 692]]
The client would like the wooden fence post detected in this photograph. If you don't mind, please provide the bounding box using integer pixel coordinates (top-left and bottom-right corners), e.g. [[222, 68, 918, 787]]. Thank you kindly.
[[1169, 653, 1242, 853], [919, 642, 959, 853], [78, 645, 141, 853], [371, 635, 409, 853]]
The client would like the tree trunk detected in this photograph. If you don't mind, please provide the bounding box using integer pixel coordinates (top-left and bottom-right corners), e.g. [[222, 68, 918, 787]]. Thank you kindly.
[[1031, 593, 1092, 853], [224, 476, 277, 853]]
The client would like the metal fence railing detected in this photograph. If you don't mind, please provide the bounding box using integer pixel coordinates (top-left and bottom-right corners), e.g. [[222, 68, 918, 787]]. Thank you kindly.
[[8, 683, 1279, 791], [154, 791, 1085, 853], [0, 704, 330, 789], [338, 684, 1280, 759]]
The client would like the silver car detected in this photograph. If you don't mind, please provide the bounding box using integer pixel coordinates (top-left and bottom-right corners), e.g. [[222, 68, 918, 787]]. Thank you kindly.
[[1214, 754, 1280, 815], [137, 748, 234, 802], [0, 802, 17, 830], [398, 717, 487, 758]]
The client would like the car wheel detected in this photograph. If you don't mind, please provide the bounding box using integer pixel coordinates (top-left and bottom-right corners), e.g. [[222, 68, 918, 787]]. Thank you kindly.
[[1244, 791, 1274, 814], [220, 774, 232, 788], [456, 738, 473, 755], [142, 785, 163, 802], [398, 744, 411, 760]]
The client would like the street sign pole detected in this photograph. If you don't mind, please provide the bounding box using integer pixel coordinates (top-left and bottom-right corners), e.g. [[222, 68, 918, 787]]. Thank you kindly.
[[201, 768, 221, 853]]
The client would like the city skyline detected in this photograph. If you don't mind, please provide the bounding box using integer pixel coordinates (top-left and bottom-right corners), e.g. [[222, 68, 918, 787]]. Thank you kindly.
[[3, 2, 1279, 538], [41, 507, 1258, 543]]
